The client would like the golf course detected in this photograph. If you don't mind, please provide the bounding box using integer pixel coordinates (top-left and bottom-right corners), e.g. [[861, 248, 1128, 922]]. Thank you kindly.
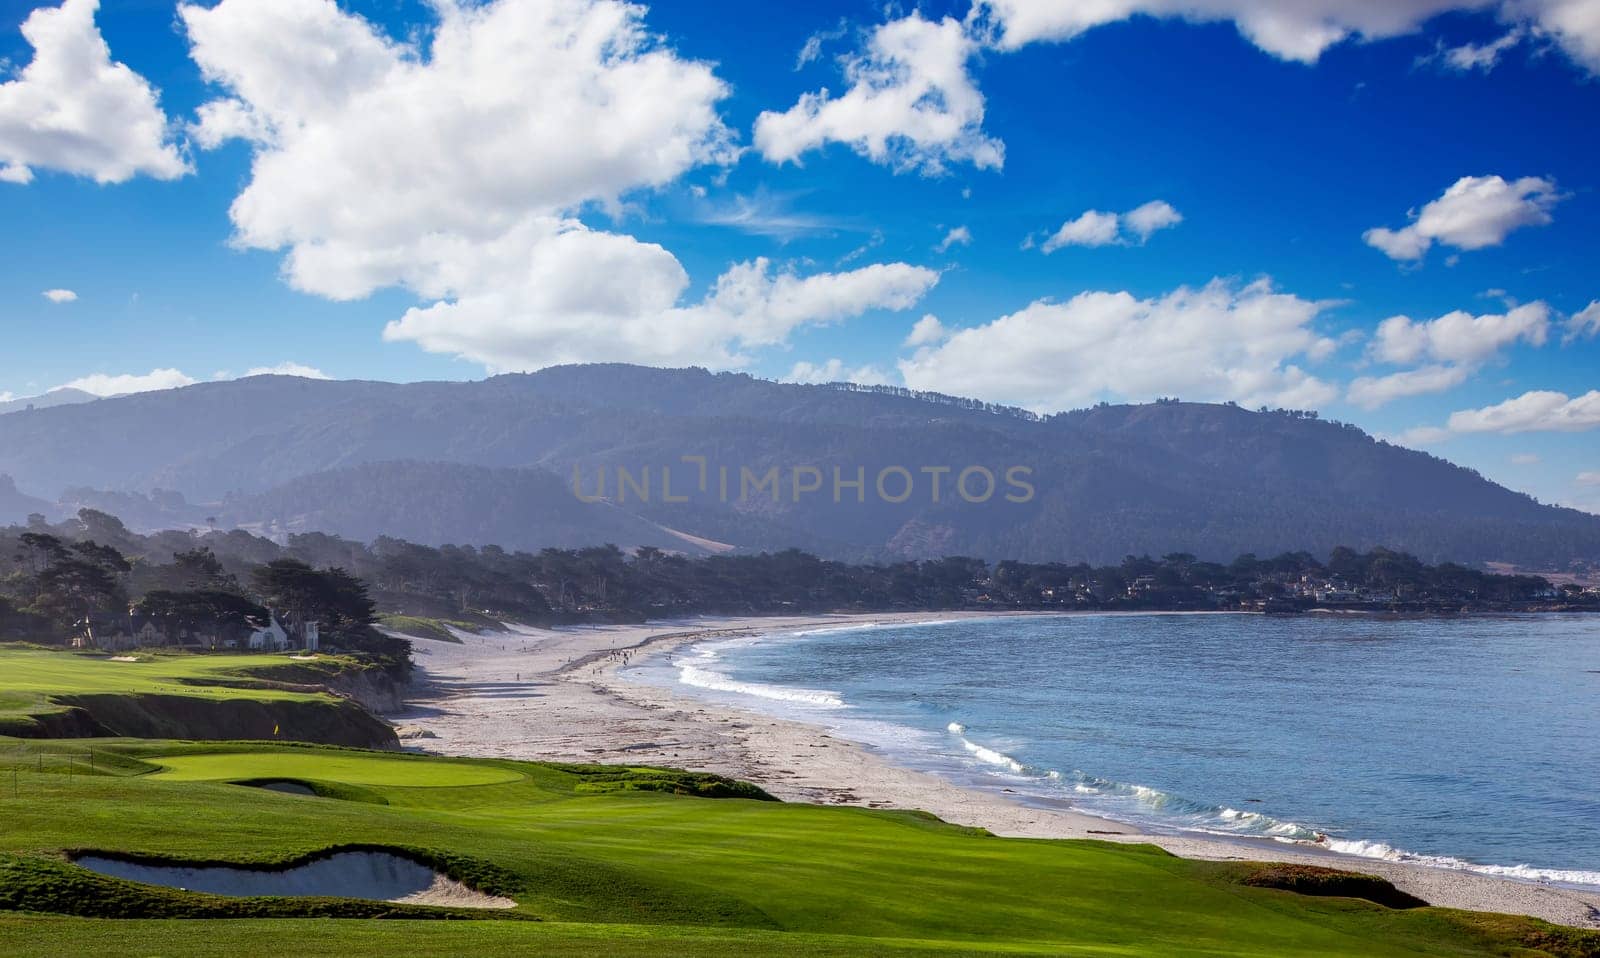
[[0, 647, 397, 747], [0, 738, 1595, 955]]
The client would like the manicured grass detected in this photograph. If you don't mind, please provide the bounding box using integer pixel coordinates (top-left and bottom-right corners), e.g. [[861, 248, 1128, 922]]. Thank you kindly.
[[0, 648, 395, 747], [0, 739, 1594, 956], [149, 751, 526, 787], [0, 648, 330, 718]]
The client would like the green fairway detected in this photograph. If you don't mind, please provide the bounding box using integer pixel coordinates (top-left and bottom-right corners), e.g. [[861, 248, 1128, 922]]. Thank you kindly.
[[0, 647, 396, 747], [0, 648, 325, 710], [0, 740, 1594, 957], [148, 750, 525, 787]]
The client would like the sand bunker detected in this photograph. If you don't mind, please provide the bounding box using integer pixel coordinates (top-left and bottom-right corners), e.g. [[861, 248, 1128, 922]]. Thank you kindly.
[[251, 780, 318, 796], [73, 850, 516, 909]]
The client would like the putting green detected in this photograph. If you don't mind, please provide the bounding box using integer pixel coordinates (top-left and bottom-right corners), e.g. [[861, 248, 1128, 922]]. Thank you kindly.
[[149, 752, 524, 787]]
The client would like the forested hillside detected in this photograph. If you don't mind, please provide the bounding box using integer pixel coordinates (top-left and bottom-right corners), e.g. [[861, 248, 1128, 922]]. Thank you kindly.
[[0, 367, 1595, 569]]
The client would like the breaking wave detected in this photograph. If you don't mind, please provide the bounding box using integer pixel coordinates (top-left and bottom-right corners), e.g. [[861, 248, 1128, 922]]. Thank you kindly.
[[943, 723, 1600, 889], [674, 639, 844, 709]]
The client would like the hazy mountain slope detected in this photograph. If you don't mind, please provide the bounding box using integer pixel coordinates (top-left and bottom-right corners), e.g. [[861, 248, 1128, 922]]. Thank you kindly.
[[0, 476, 54, 525], [0, 388, 97, 417], [0, 366, 1594, 566], [219, 460, 714, 554]]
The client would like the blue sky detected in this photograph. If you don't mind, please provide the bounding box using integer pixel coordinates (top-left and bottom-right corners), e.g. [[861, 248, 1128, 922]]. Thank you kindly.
[[1, 0, 1597, 511]]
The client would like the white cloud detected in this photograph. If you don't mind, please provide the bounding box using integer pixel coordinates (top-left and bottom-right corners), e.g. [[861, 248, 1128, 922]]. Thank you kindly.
[[904, 313, 949, 347], [1577, 470, 1600, 485], [935, 225, 973, 252], [55, 368, 197, 397], [969, 0, 1490, 60], [795, 20, 849, 70], [1347, 364, 1473, 409], [1040, 210, 1122, 251], [1445, 389, 1600, 434], [1566, 300, 1600, 342], [765, 3, 1600, 179], [182, 0, 934, 372], [785, 358, 894, 386], [1348, 303, 1549, 408], [1123, 200, 1185, 241], [1517, 0, 1600, 73], [384, 252, 939, 371], [899, 277, 1337, 412], [753, 12, 1002, 175], [1510, 452, 1540, 464], [41, 288, 76, 303], [0, 0, 187, 185], [693, 191, 843, 240], [971, 0, 1600, 72], [243, 362, 329, 379], [1038, 200, 1181, 251], [1363, 175, 1562, 262], [1427, 26, 1526, 70], [1370, 302, 1549, 364]]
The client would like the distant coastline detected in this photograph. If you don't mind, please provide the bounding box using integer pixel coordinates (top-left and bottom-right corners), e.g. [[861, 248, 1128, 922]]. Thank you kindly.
[[397, 612, 1600, 930]]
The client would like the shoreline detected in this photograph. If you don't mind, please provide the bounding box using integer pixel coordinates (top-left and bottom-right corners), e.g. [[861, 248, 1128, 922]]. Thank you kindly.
[[392, 611, 1600, 929]]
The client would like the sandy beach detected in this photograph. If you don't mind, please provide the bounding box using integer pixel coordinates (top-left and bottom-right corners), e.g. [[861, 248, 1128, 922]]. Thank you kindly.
[[392, 612, 1600, 929]]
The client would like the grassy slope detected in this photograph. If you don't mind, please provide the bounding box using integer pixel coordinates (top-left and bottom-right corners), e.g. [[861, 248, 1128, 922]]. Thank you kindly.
[[0, 648, 395, 748], [375, 615, 474, 644], [0, 741, 1594, 957]]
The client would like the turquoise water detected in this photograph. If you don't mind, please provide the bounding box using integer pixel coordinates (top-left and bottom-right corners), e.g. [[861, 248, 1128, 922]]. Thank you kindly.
[[630, 613, 1600, 886]]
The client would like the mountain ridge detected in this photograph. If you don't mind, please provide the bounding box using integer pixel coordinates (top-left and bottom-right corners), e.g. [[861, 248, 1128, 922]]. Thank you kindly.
[[0, 366, 1593, 568]]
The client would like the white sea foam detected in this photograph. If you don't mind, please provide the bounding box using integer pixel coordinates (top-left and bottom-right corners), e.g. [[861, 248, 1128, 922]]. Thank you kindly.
[[1317, 838, 1600, 887], [667, 620, 1600, 892], [673, 640, 845, 709]]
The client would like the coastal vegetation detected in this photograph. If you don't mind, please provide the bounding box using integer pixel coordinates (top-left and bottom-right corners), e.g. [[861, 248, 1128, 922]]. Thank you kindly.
[[2, 510, 1584, 657], [0, 738, 1594, 956]]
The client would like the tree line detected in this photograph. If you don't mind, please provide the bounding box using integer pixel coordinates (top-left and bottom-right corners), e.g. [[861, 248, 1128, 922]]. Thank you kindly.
[[2, 510, 1585, 670], [0, 510, 406, 673]]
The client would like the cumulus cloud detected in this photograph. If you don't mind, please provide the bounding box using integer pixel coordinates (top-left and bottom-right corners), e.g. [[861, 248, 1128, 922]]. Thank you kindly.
[[1039, 210, 1121, 251], [899, 278, 1337, 412], [1347, 303, 1549, 408], [1347, 364, 1472, 409], [1567, 301, 1600, 342], [0, 0, 187, 185], [244, 362, 329, 379], [55, 368, 197, 397], [1038, 200, 1183, 251], [1413, 389, 1600, 438], [182, 0, 933, 371], [384, 252, 939, 371], [935, 225, 973, 252], [785, 358, 894, 386], [971, 0, 1600, 72], [968, 0, 1485, 60], [753, 12, 1002, 175], [1363, 175, 1562, 262], [904, 313, 949, 347], [1370, 303, 1549, 365], [1123, 200, 1185, 241], [766, 2, 1600, 177], [41, 288, 76, 303]]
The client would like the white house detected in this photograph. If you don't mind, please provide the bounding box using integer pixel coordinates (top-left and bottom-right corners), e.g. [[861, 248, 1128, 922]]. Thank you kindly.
[[247, 616, 290, 651]]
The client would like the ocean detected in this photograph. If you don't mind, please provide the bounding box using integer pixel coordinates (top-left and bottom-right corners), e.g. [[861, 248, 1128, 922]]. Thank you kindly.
[[626, 612, 1600, 887]]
